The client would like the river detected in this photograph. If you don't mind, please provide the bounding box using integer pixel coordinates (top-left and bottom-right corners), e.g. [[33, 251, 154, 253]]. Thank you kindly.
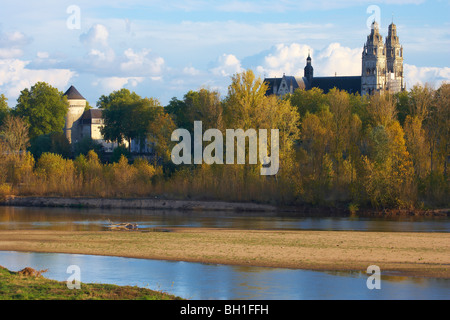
[[0, 206, 449, 300]]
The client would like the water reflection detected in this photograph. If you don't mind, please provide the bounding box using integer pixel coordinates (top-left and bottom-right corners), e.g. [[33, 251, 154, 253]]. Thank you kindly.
[[0, 206, 449, 232], [0, 251, 449, 300]]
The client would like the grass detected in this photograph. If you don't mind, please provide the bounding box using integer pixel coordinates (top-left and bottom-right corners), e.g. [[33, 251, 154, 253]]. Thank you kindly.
[[0, 265, 183, 300]]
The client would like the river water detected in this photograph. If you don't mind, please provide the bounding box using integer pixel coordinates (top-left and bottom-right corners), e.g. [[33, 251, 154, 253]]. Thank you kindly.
[[0, 206, 449, 300]]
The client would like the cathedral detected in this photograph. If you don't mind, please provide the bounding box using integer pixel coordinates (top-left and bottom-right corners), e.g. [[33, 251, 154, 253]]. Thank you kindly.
[[264, 21, 405, 96]]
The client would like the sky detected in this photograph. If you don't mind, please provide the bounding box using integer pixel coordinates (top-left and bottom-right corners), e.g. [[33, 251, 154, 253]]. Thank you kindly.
[[0, 0, 449, 107]]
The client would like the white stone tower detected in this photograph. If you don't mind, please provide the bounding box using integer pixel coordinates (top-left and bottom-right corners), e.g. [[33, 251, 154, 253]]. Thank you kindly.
[[64, 85, 86, 144], [384, 22, 404, 93], [361, 21, 387, 96]]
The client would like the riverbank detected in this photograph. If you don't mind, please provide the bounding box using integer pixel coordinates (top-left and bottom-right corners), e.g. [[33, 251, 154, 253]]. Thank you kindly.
[[0, 229, 449, 278], [0, 265, 182, 300], [1, 196, 449, 217]]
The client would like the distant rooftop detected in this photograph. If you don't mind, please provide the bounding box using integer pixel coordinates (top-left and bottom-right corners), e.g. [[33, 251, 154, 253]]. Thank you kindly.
[[64, 85, 86, 100]]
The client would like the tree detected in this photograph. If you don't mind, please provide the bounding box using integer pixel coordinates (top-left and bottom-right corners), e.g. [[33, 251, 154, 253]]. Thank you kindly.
[[289, 87, 327, 119], [28, 132, 71, 160], [98, 89, 162, 152], [0, 94, 10, 127], [0, 115, 30, 157], [98, 89, 142, 145], [223, 70, 268, 129], [147, 111, 177, 163], [0, 115, 33, 186], [366, 93, 397, 128], [326, 88, 351, 182], [13, 82, 68, 139], [225, 69, 300, 150], [167, 89, 224, 134], [424, 83, 449, 173], [72, 136, 104, 159]]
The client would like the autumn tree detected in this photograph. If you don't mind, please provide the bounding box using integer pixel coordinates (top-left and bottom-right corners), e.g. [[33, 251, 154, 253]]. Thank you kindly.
[[147, 111, 177, 163], [289, 87, 327, 119], [0, 115, 30, 157], [167, 89, 224, 133], [0, 115, 32, 186]]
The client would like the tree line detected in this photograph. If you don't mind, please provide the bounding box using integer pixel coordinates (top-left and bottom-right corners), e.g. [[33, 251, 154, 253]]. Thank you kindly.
[[0, 71, 448, 210]]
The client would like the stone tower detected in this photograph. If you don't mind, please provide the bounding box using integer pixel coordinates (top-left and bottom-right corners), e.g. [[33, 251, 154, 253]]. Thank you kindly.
[[361, 21, 387, 95], [304, 52, 314, 85], [64, 85, 86, 144], [384, 22, 404, 92]]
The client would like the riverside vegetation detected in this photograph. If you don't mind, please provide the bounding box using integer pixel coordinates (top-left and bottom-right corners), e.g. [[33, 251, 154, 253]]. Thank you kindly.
[[0, 70, 448, 211], [0, 265, 182, 300]]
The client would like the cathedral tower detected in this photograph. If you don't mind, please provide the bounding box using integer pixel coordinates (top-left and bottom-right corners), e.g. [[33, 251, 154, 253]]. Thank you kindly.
[[384, 22, 404, 92], [304, 52, 313, 85], [361, 21, 387, 95]]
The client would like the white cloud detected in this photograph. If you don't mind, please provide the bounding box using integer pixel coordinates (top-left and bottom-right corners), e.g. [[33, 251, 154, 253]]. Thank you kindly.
[[0, 48, 23, 59], [120, 48, 165, 76], [255, 43, 312, 77], [0, 29, 31, 59], [253, 42, 361, 78], [404, 64, 450, 89], [36, 52, 49, 59], [80, 24, 110, 48], [92, 76, 145, 92], [0, 30, 31, 48], [211, 54, 244, 77], [316, 42, 361, 76], [0, 59, 74, 100], [183, 66, 200, 76]]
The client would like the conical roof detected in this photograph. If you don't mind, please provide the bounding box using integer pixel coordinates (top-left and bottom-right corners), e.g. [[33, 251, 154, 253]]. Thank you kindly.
[[64, 85, 86, 100]]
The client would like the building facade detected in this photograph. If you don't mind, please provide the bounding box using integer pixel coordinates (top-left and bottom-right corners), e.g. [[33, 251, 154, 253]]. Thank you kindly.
[[63, 86, 126, 153], [265, 22, 405, 96]]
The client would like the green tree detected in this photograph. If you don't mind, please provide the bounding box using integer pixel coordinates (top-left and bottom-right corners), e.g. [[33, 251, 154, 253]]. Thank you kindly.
[[28, 132, 71, 160], [0, 94, 10, 127], [72, 136, 104, 160], [98, 89, 142, 145], [13, 82, 68, 139], [98, 89, 162, 152]]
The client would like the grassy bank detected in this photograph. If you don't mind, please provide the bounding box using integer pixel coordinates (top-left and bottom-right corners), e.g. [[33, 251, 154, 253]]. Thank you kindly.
[[0, 265, 182, 300], [1, 229, 449, 278]]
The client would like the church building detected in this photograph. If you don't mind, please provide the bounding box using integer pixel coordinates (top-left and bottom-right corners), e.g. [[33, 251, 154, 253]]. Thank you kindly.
[[264, 21, 405, 96]]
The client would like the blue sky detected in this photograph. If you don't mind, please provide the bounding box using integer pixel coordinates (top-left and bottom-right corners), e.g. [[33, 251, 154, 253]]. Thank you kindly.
[[0, 0, 449, 106]]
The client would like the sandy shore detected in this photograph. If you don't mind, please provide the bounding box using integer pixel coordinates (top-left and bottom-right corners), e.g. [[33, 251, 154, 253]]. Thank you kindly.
[[0, 228, 449, 278]]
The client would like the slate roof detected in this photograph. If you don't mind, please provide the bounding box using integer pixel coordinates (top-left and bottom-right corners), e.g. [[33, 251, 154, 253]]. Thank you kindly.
[[64, 85, 86, 100], [264, 77, 282, 95], [310, 76, 361, 94], [264, 76, 307, 95], [80, 108, 103, 120]]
